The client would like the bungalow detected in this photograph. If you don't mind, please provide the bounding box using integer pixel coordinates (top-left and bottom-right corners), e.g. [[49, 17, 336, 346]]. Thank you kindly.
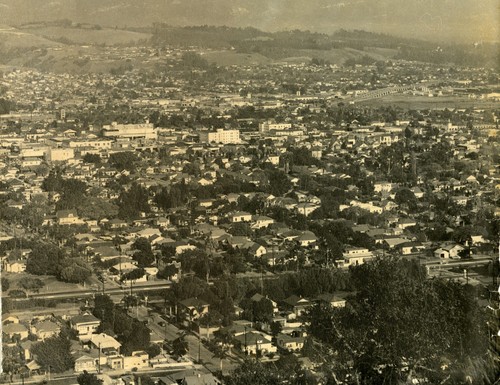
[[234, 331, 276, 356], [74, 355, 97, 372], [3, 323, 29, 340], [31, 320, 60, 341], [277, 333, 305, 352], [251, 215, 274, 229], [315, 293, 347, 308], [90, 333, 121, 356], [179, 298, 210, 322], [297, 231, 318, 247], [282, 295, 311, 317], [295, 203, 320, 217], [434, 243, 464, 259], [108, 219, 128, 229], [399, 242, 425, 255], [57, 209, 84, 225], [3, 259, 27, 273], [230, 211, 252, 223], [250, 293, 279, 314]]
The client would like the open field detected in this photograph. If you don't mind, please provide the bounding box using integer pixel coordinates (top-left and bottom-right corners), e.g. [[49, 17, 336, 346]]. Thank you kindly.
[[355, 95, 500, 109], [22, 26, 152, 46], [0, 26, 61, 48]]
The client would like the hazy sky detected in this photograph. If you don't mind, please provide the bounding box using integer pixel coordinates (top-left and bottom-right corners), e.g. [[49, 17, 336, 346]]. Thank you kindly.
[[0, 0, 498, 43]]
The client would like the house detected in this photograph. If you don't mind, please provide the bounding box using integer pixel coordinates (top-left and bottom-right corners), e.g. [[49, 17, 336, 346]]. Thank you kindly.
[[282, 295, 311, 317], [56, 209, 84, 225], [341, 247, 374, 268], [434, 243, 464, 259], [297, 231, 318, 247], [295, 203, 320, 217], [399, 242, 425, 255], [179, 298, 210, 322], [123, 351, 149, 370], [2, 315, 20, 325], [31, 320, 60, 341], [90, 333, 121, 356], [277, 333, 305, 352], [74, 355, 98, 372], [251, 215, 274, 229], [71, 313, 101, 340], [230, 211, 252, 223], [3, 259, 27, 273], [250, 293, 279, 314], [247, 243, 267, 258], [234, 331, 276, 355], [3, 323, 29, 340], [315, 293, 347, 308]]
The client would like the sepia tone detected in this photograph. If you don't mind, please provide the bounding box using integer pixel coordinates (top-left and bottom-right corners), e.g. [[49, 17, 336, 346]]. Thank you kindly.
[[0, 1, 499, 385]]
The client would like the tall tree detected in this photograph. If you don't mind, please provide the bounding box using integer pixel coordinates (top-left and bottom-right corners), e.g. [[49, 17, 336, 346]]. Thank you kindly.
[[307, 257, 497, 384], [31, 335, 74, 373]]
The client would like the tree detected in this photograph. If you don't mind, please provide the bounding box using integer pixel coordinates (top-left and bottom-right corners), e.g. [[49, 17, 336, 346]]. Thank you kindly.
[[77, 371, 103, 385], [93, 294, 115, 326], [171, 335, 189, 357], [266, 169, 291, 196], [131, 237, 155, 267], [18, 277, 45, 296], [58, 259, 92, 284], [145, 344, 161, 358], [31, 335, 74, 373], [1, 277, 9, 292], [121, 268, 146, 283], [26, 242, 66, 276], [270, 321, 283, 338], [108, 151, 138, 171], [82, 153, 101, 165], [394, 187, 418, 211], [78, 197, 118, 220], [307, 257, 497, 384], [121, 320, 151, 356], [118, 183, 150, 219]]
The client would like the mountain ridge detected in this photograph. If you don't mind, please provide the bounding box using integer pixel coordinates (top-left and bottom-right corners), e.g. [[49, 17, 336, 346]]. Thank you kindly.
[[0, 0, 497, 44]]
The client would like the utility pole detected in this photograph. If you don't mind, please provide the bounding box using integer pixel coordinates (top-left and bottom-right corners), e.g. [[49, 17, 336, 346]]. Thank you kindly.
[[98, 342, 101, 374]]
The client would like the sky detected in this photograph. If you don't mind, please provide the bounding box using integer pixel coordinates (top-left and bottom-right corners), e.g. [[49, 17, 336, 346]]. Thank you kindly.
[[0, 0, 497, 43]]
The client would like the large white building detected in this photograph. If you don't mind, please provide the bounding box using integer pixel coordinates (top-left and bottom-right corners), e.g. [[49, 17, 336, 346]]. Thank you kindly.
[[259, 122, 292, 132], [102, 122, 157, 140], [46, 147, 75, 162], [199, 128, 240, 144]]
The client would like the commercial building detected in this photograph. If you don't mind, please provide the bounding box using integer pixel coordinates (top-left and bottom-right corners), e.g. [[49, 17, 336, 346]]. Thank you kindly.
[[102, 122, 157, 140], [199, 129, 240, 144]]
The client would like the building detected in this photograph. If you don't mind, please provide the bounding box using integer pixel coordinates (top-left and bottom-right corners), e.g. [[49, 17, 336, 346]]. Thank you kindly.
[[341, 247, 374, 268], [31, 320, 60, 341], [259, 122, 292, 132], [46, 147, 75, 162], [102, 122, 157, 140], [199, 129, 240, 144], [56, 209, 84, 225], [71, 313, 101, 340]]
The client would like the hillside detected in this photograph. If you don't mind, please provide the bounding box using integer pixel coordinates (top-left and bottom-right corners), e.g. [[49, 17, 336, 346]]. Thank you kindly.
[[0, 0, 497, 43], [20, 23, 151, 46]]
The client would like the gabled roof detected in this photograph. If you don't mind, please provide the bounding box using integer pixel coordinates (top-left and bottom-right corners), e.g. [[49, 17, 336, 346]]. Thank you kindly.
[[71, 313, 100, 325]]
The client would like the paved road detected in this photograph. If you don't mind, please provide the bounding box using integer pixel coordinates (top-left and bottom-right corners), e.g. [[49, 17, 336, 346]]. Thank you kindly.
[[5, 282, 172, 301], [138, 310, 239, 375]]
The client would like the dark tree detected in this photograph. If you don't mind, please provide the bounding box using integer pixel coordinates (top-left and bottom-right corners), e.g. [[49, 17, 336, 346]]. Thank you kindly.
[[77, 371, 103, 385], [26, 242, 66, 276], [307, 257, 497, 384], [31, 335, 74, 373], [108, 151, 138, 171]]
